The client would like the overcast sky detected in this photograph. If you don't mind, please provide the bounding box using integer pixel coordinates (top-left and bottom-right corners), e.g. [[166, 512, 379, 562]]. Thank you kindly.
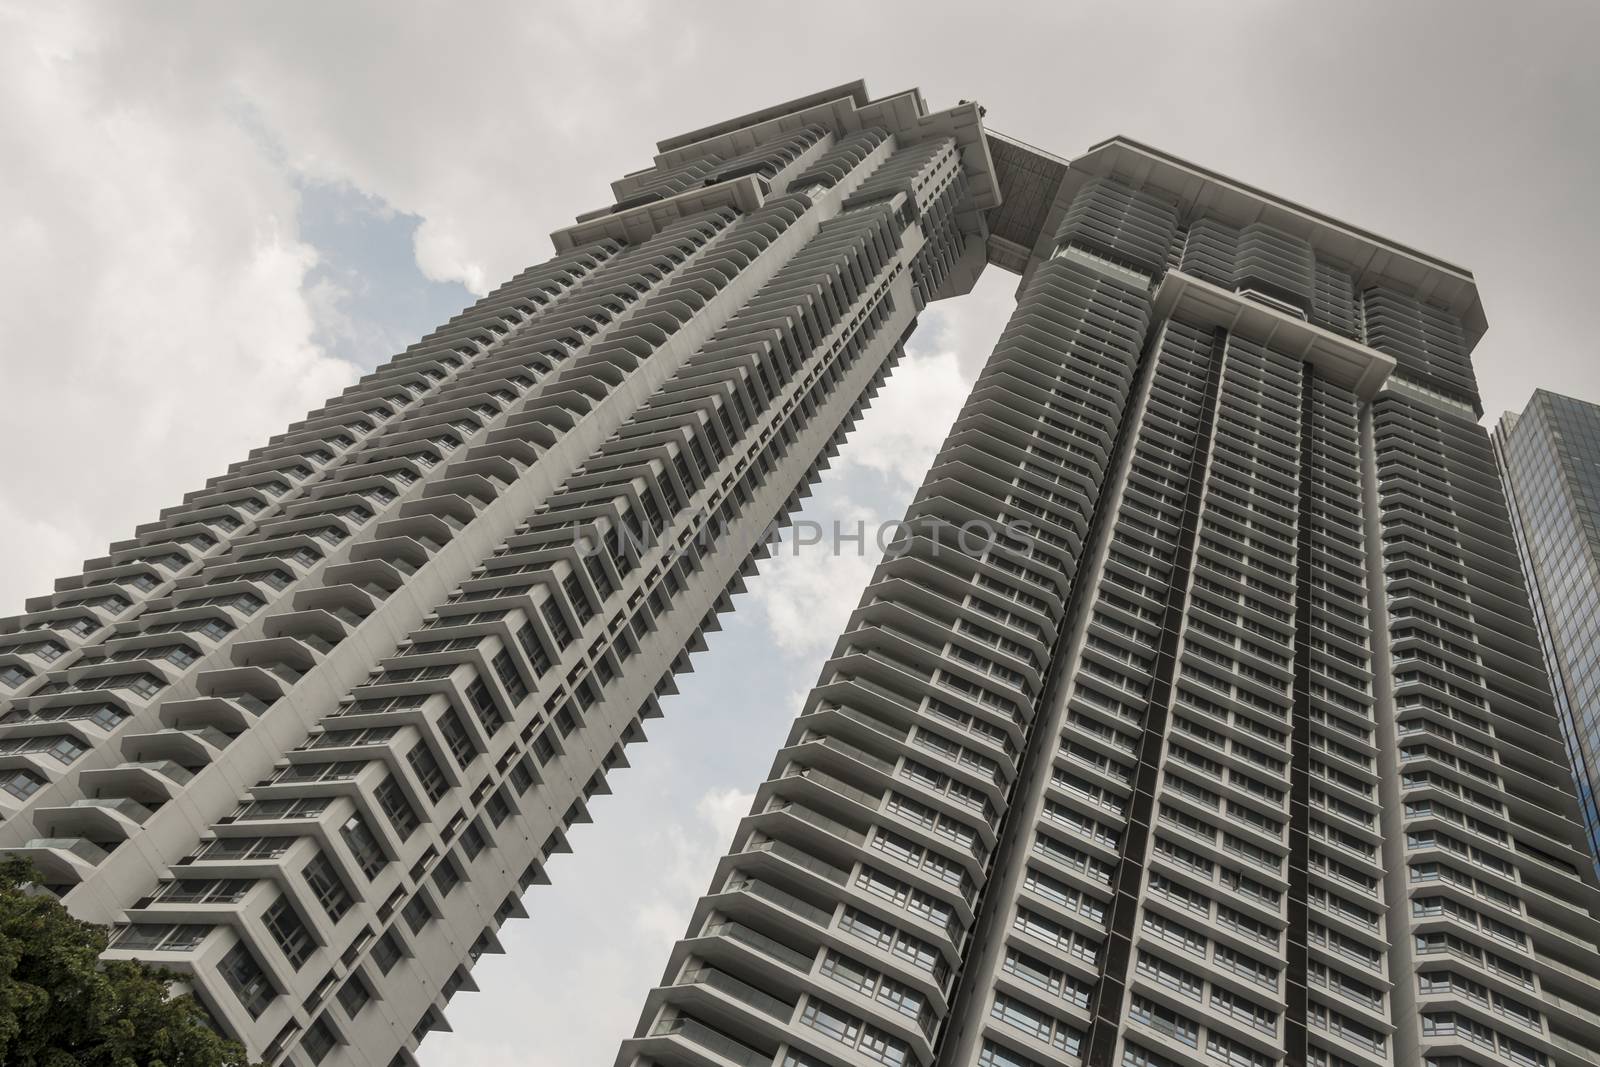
[[3, 1, 1598, 1064]]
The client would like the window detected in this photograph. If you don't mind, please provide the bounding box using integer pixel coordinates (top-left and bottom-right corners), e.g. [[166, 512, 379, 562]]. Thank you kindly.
[[156, 879, 251, 905], [340, 814, 387, 879], [460, 821, 488, 860], [467, 676, 506, 731], [262, 896, 315, 970], [402, 894, 433, 934], [371, 930, 404, 974], [218, 941, 275, 1017], [1, 770, 44, 801], [515, 623, 551, 675], [562, 572, 592, 623], [491, 651, 528, 705], [198, 617, 233, 641], [1206, 1032, 1274, 1067], [302, 852, 353, 922], [438, 708, 477, 768], [111, 923, 210, 952], [374, 775, 421, 838], [540, 599, 572, 648], [583, 551, 614, 597], [532, 730, 558, 765], [485, 789, 512, 826], [194, 836, 294, 862], [1122, 1044, 1179, 1067], [993, 993, 1083, 1054], [509, 759, 536, 794], [433, 859, 462, 896], [18, 640, 66, 662], [270, 760, 362, 785], [0, 734, 84, 764], [406, 743, 449, 804], [234, 796, 328, 820], [0, 665, 30, 688], [801, 999, 861, 1044], [1136, 950, 1204, 999], [337, 974, 371, 1017], [411, 1011, 440, 1043], [302, 1017, 338, 1065], [978, 1041, 1042, 1067]]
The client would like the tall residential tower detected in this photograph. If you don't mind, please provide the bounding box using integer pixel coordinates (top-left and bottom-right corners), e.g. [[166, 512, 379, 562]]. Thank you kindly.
[[0, 83, 997, 1067], [1495, 391, 1600, 871], [620, 117, 1600, 1067], [3, 81, 1599, 1067]]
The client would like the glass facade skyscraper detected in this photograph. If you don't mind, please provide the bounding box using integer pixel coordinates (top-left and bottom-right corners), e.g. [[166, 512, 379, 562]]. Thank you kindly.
[[1, 80, 1598, 1067], [1495, 390, 1600, 871]]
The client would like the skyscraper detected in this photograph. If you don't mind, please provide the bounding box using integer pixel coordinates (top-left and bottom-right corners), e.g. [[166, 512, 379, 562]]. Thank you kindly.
[[0, 83, 998, 1067], [3, 78, 1599, 1067], [618, 114, 1600, 1067], [1495, 391, 1600, 872]]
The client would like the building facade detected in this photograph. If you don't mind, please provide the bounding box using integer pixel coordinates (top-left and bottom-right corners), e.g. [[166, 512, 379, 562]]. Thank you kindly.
[[3, 79, 1599, 1067], [618, 107, 1600, 1067], [0, 84, 998, 1067], [1495, 391, 1600, 871]]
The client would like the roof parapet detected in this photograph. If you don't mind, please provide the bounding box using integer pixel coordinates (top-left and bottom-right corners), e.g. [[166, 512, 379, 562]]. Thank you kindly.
[[550, 175, 765, 253], [655, 80, 871, 154], [582, 80, 1000, 245], [982, 133, 1485, 351]]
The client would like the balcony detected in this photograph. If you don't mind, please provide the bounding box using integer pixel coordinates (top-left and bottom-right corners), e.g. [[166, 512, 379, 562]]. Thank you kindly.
[[741, 837, 851, 887], [33, 796, 153, 840], [16, 836, 109, 882], [781, 766, 882, 811], [676, 965, 795, 1022], [724, 873, 835, 928], [643, 1014, 773, 1067], [700, 920, 816, 974]]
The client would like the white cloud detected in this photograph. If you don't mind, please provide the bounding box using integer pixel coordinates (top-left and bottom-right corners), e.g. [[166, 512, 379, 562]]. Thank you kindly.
[[750, 496, 880, 658], [917, 273, 1018, 380], [695, 785, 756, 850], [839, 347, 970, 486], [0, 3, 356, 611], [80, 2, 700, 295]]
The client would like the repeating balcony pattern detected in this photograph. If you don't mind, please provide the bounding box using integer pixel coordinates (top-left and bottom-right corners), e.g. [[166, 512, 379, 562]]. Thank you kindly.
[[1363, 292, 1478, 414], [1177, 218, 1360, 340], [619, 117, 1600, 1067], [0, 243, 613, 790], [620, 235, 1157, 1067], [0, 214, 741, 878], [0, 82, 1008, 1067], [1374, 392, 1600, 1067], [5, 79, 1598, 1067]]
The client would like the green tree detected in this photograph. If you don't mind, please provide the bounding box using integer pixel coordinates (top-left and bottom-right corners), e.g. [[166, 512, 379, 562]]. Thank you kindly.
[[0, 857, 254, 1067]]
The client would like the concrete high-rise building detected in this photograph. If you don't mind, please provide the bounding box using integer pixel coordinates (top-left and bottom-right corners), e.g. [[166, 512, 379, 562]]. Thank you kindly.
[[618, 103, 1600, 1067], [0, 83, 998, 1067], [1495, 391, 1600, 872], [4, 79, 1599, 1067]]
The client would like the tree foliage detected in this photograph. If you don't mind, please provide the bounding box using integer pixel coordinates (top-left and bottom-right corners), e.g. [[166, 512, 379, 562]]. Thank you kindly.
[[0, 857, 254, 1067]]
